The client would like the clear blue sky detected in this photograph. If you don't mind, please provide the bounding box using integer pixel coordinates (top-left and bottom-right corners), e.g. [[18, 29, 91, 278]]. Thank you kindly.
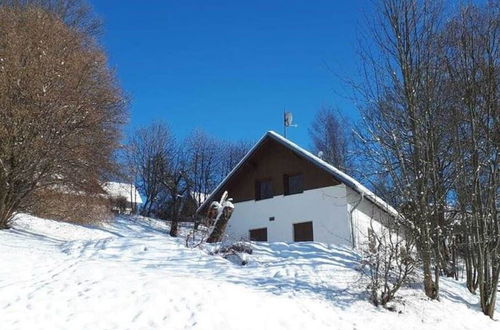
[[90, 1, 372, 147]]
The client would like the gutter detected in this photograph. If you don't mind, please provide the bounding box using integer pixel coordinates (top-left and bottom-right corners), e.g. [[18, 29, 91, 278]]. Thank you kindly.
[[348, 191, 364, 249]]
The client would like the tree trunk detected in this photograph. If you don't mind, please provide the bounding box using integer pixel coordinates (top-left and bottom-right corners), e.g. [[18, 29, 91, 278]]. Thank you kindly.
[[206, 205, 234, 243], [0, 197, 15, 229], [422, 250, 438, 299], [169, 220, 178, 237]]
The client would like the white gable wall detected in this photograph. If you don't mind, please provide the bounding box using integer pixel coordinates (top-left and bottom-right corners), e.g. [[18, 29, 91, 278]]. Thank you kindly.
[[226, 185, 353, 246]]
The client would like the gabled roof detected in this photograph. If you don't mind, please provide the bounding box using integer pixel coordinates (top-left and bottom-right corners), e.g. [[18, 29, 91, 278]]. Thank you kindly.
[[197, 131, 399, 218]]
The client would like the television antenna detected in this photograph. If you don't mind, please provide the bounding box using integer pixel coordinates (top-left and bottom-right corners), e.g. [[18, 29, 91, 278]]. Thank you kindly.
[[283, 110, 298, 138]]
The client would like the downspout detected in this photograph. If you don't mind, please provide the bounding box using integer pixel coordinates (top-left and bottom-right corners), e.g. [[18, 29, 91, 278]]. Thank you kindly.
[[348, 191, 364, 249]]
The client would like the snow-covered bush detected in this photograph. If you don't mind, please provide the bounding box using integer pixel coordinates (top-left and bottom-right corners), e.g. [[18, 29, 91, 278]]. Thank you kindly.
[[209, 241, 253, 266], [361, 221, 416, 308]]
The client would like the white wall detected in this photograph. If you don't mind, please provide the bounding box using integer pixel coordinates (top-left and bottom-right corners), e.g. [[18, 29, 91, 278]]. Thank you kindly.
[[346, 186, 392, 248], [226, 185, 353, 246]]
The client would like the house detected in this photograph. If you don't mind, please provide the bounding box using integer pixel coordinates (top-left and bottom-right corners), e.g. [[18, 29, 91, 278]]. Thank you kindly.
[[102, 182, 143, 214], [197, 131, 399, 248]]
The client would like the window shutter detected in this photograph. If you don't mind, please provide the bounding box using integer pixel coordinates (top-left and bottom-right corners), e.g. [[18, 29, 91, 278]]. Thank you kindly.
[[255, 180, 261, 200], [283, 174, 289, 195]]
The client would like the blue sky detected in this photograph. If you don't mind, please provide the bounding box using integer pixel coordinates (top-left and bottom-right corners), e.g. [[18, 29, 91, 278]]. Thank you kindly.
[[90, 1, 372, 147]]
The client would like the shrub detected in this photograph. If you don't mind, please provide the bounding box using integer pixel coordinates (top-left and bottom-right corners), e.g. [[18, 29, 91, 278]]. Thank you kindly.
[[27, 190, 112, 225]]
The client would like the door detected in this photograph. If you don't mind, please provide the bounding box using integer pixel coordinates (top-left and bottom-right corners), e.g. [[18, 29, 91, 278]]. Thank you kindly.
[[249, 228, 268, 241], [293, 221, 313, 242]]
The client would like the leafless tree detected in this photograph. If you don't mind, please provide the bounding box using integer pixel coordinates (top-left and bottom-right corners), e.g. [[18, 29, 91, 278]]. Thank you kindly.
[[0, 0, 102, 37], [126, 126, 245, 237], [0, 1, 126, 228], [353, 0, 451, 300], [157, 145, 191, 237], [309, 107, 351, 172], [353, 0, 499, 315], [443, 1, 499, 318], [126, 123, 175, 217], [184, 130, 220, 205], [219, 140, 252, 177]]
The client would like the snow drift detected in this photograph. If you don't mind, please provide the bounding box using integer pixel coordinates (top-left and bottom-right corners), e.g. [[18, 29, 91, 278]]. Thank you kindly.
[[0, 214, 498, 330]]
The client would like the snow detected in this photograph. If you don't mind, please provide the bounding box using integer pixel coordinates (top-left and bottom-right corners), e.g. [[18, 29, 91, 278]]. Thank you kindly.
[[190, 191, 207, 205], [0, 214, 498, 330]]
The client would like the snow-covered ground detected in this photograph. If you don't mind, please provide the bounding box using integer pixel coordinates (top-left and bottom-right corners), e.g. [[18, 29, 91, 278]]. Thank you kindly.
[[0, 214, 498, 330]]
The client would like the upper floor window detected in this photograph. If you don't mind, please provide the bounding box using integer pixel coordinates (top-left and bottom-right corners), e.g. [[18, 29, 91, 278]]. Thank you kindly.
[[284, 173, 304, 195], [255, 179, 273, 200]]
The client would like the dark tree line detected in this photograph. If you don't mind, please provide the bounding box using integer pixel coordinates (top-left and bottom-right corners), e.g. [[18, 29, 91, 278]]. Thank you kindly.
[[125, 122, 251, 236], [352, 0, 498, 318]]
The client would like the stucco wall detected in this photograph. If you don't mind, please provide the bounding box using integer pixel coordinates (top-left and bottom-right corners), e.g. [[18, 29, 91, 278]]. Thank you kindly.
[[346, 186, 392, 247], [226, 185, 352, 246]]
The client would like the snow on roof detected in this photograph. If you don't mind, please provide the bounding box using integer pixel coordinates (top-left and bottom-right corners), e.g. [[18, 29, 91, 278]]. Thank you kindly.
[[197, 131, 400, 219], [102, 182, 143, 204]]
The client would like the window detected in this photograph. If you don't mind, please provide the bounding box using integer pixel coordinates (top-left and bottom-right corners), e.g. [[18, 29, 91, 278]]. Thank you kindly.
[[284, 173, 304, 195], [255, 179, 273, 200], [293, 221, 313, 242], [249, 228, 268, 241]]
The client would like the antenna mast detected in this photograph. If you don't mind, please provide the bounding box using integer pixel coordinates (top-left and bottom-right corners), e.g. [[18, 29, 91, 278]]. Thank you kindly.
[[283, 109, 297, 138]]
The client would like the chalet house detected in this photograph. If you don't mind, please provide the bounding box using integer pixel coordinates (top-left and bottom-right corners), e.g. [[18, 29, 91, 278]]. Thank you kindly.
[[197, 131, 399, 248]]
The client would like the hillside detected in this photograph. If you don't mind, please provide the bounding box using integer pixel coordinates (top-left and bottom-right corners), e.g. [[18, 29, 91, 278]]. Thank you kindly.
[[0, 214, 498, 330]]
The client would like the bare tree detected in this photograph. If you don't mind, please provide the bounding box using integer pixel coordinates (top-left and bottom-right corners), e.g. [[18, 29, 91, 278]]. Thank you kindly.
[[126, 126, 245, 237], [353, 0, 450, 300], [184, 130, 220, 206], [219, 140, 252, 177], [309, 107, 351, 172], [126, 123, 175, 217], [157, 145, 191, 237], [0, 0, 102, 37], [443, 1, 499, 318], [0, 2, 126, 228], [353, 0, 499, 314]]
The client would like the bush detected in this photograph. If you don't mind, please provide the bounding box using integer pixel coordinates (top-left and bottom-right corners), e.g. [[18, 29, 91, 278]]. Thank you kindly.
[[362, 223, 415, 308], [27, 190, 112, 225], [209, 242, 253, 266], [110, 196, 129, 214]]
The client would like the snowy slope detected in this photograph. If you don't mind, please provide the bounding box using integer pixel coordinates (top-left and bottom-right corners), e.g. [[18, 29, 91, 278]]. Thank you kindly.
[[0, 214, 498, 330]]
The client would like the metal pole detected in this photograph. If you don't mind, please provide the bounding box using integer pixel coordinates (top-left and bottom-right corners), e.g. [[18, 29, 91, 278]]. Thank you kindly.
[[283, 108, 287, 138]]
